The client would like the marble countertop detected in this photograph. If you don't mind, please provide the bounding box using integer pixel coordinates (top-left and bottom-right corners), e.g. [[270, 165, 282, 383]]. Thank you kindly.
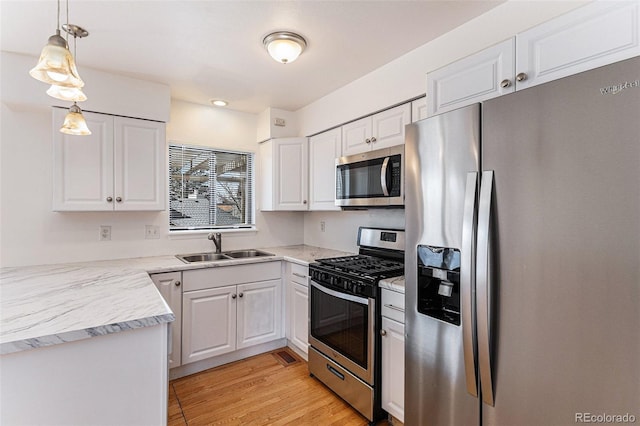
[[0, 245, 353, 355], [379, 275, 405, 293]]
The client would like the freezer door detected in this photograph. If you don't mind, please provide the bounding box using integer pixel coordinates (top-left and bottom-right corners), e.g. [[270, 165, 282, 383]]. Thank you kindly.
[[405, 105, 480, 426], [481, 56, 640, 425]]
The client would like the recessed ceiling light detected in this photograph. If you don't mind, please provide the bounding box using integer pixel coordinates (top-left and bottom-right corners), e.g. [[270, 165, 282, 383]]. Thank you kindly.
[[211, 99, 228, 107]]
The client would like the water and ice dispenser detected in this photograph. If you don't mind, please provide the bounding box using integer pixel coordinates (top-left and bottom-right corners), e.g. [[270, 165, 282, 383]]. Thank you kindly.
[[417, 245, 461, 326]]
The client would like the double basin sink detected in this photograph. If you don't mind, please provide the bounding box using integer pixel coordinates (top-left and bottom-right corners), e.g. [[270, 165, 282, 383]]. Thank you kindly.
[[176, 249, 275, 264]]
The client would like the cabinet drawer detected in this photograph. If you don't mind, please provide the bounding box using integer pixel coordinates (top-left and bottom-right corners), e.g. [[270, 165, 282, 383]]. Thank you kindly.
[[381, 289, 405, 324], [183, 261, 281, 292], [289, 262, 309, 286]]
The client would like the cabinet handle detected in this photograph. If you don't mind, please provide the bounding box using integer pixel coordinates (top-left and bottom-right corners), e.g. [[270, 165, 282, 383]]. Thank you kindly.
[[365, 138, 371, 144], [370, 137, 376, 143], [106, 197, 113, 202], [384, 303, 405, 313], [239, 292, 244, 298], [380, 329, 387, 336], [174, 280, 181, 287], [516, 72, 528, 82], [231, 294, 237, 299], [500, 79, 511, 88], [303, 200, 307, 204], [116, 197, 122, 202], [292, 272, 307, 279]]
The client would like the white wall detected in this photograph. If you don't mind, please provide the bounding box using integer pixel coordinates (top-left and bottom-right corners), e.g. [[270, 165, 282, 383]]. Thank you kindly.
[[0, 56, 303, 267], [300, 0, 586, 250]]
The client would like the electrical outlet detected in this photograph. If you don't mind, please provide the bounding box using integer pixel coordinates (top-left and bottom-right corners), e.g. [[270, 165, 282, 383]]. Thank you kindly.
[[145, 225, 160, 239], [320, 221, 326, 232], [99, 225, 111, 241]]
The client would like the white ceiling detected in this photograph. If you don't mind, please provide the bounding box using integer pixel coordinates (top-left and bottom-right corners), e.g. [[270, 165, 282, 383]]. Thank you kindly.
[[1, 1, 503, 114]]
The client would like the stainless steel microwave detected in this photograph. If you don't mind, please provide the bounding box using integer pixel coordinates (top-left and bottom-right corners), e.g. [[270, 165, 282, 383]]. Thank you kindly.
[[335, 145, 404, 207]]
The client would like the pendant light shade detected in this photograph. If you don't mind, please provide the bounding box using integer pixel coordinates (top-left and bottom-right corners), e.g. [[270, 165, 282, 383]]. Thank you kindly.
[[29, 30, 84, 88], [60, 103, 91, 135], [47, 84, 87, 102], [263, 31, 307, 64]]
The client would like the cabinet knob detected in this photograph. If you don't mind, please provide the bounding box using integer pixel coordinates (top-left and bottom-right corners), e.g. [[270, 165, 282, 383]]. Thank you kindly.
[[303, 200, 307, 204], [239, 292, 244, 298], [106, 197, 113, 202], [370, 137, 376, 143], [232, 294, 237, 299], [174, 280, 181, 287], [516, 72, 528, 82], [365, 138, 371, 144], [500, 79, 512, 88], [116, 197, 122, 202], [380, 329, 387, 336]]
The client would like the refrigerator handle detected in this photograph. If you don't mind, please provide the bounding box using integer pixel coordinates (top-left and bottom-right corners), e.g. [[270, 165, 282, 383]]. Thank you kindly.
[[477, 170, 495, 406], [461, 172, 479, 397]]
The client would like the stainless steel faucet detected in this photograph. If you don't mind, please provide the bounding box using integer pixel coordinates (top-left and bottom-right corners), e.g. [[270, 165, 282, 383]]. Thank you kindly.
[[208, 232, 222, 253]]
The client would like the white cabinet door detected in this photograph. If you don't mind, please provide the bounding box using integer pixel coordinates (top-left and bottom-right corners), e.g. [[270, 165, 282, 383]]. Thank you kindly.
[[182, 286, 236, 364], [290, 282, 309, 356], [52, 109, 166, 211], [341, 116, 372, 156], [342, 104, 411, 156], [150, 272, 182, 368], [237, 279, 283, 349], [52, 110, 114, 211], [309, 128, 341, 211], [381, 316, 405, 423], [113, 117, 165, 211], [516, 1, 640, 91], [411, 97, 428, 123], [427, 38, 515, 117], [370, 103, 411, 150], [259, 138, 308, 211]]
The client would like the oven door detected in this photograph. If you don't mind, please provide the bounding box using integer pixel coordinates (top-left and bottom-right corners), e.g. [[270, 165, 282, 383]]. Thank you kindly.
[[309, 280, 375, 385]]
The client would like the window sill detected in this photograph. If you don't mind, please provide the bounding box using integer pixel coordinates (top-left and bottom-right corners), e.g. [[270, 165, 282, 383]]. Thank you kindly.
[[168, 227, 258, 240]]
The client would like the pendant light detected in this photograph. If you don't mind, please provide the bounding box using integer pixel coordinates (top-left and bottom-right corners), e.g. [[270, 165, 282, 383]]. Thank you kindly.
[[48, 24, 89, 102], [29, 0, 84, 88], [263, 31, 307, 64], [60, 103, 91, 135]]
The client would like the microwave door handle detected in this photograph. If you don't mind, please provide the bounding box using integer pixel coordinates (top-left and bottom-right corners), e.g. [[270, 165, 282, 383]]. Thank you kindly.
[[380, 157, 390, 196]]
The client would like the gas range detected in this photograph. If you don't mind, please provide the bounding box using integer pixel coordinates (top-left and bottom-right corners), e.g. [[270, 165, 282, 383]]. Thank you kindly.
[[309, 254, 404, 298]]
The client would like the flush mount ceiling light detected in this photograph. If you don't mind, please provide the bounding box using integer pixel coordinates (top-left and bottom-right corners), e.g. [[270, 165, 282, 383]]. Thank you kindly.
[[211, 99, 228, 107], [29, 0, 84, 88], [263, 31, 307, 64]]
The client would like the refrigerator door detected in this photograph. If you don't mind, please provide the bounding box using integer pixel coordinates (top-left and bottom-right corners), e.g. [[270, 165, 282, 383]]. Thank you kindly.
[[481, 56, 640, 425], [405, 104, 480, 425]]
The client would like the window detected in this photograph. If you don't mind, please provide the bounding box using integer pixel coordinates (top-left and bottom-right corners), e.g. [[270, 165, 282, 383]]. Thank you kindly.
[[169, 144, 255, 231]]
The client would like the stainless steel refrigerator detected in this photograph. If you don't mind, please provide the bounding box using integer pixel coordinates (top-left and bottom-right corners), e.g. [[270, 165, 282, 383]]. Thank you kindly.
[[405, 56, 640, 426]]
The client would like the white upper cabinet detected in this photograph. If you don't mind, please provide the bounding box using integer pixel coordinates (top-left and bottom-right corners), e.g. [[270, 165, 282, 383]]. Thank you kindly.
[[411, 97, 428, 123], [259, 137, 308, 211], [341, 103, 411, 156], [516, 1, 640, 91], [426, 1, 640, 117], [53, 109, 165, 211], [308, 128, 341, 211], [427, 38, 515, 117]]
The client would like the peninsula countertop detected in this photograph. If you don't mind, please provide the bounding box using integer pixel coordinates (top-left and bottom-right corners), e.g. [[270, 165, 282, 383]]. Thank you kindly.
[[0, 245, 353, 355]]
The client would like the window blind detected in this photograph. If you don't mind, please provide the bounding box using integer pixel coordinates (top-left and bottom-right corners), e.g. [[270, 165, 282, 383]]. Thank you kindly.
[[169, 144, 254, 231]]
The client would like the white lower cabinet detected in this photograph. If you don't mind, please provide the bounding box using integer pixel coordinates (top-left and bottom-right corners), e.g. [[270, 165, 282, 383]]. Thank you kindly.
[[149, 272, 182, 368], [381, 288, 405, 423], [181, 262, 283, 365], [286, 262, 309, 358]]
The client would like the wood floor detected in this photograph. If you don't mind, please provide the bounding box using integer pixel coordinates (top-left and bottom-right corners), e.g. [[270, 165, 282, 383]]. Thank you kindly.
[[168, 348, 390, 426]]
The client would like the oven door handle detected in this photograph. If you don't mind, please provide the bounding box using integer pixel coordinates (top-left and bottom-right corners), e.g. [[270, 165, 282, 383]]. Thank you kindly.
[[311, 281, 370, 305]]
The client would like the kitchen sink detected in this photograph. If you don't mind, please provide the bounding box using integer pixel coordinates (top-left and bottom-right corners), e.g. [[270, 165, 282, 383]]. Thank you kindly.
[[223, 249, 275, 258], [176, 249, 275, 263], [176, 253, 231, 263]]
